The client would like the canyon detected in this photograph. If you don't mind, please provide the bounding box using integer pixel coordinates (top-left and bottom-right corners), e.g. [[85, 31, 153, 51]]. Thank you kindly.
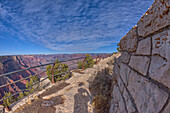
[[0, 0, 169, 112], [0, 53, 111, 98]]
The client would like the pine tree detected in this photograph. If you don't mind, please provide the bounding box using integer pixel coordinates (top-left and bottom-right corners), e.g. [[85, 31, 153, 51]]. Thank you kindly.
[[46, 59, 70, 82], [25, 75, 40, 94], [3, 92, 15, 107], [78, 61, 83, 69], [17, 92, 25, 100], [85, 54, 95, 68], [77, 54, 95, 69], [32, 75, 40, 83]]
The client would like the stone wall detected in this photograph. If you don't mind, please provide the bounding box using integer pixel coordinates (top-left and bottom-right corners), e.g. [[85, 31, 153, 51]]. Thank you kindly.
[[110, 0, 170, 113]]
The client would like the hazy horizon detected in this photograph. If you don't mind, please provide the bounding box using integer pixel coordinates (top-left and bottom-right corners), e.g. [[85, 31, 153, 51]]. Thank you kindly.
[[0, 52, 112, 56]]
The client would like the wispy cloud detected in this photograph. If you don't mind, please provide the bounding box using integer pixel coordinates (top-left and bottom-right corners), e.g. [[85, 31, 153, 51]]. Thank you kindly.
[[0, 0, 154, 52]]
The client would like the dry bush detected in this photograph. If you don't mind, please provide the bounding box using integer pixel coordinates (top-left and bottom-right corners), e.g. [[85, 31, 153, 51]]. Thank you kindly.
[[88, 68, 112, 113], [89, 69, 112, 97], [92, 95, 107, 112]]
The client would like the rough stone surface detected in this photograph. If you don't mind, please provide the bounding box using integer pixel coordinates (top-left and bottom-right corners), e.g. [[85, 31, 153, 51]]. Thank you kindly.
[[127, 70, 168, 113], [111, 0, 170, 113], [152, 30, 170, 58], [121, 51, 130, 63], [114, 55, 121, 66], [138, 0, 170, 37], [114, 63, 120, 76], [136, 37, 151, 55], [129, 56, 150, 76], [119, 63, 131, 86], [163, 102, 170, 113], [150, 29, 170, 88], [149, 55, 170, 88], [123, 88, 136, 113], [120, 26, 138, 52], [117, 76, 124, 93], [149, 55, 166, 73], [110, 85, 127, 113]]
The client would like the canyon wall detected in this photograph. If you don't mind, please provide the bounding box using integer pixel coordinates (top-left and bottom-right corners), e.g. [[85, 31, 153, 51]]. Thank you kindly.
[[0, 56, 35, 98], [110, 0, 170, 113]]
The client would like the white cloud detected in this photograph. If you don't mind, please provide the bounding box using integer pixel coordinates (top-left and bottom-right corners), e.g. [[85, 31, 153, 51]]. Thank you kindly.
[[0, 0, 154, 52]]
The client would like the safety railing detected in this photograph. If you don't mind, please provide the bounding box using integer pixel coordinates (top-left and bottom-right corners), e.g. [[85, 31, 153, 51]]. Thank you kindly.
[[0, 54, 110, 111]]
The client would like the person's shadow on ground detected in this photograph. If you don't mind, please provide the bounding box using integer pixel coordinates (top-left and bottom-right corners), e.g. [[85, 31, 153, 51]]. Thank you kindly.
[[73, 88, 91, 113]]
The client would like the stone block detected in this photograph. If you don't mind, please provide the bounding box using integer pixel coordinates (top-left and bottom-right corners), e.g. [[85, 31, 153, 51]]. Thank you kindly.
[[123, 88, 136, 113], [121, 51, 130, 63], [138, 0, 170, 37], [114, 62, 120, 76], [129, 56, 150, 76], [152, 30, 170, 59], [149, 55, 170, 88], [114, 56, 121, 66], [110, 85, 127, 113], [120, 63, 131, 86], [120, 26, 138, 52], [118, 76, 124, 93], [127, 70, 168, 113], [136, 37, 151, 55], [150, 30, 170, 88]]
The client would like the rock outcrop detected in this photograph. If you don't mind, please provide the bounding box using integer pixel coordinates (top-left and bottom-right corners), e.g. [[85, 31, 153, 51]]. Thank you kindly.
[[110, 0, 170, 113]]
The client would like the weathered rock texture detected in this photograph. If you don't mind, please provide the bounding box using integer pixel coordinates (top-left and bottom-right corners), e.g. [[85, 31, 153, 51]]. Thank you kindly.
[[110, 0, 170, 113]]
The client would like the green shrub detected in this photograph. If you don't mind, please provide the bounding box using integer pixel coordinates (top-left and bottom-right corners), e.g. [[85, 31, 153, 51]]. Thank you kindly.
[[77, 54, 95, 69], [17, 92, 25, 100], [3, 92, 16, 107], [25, 75, 40, 93], [46, 59, 70, 82]]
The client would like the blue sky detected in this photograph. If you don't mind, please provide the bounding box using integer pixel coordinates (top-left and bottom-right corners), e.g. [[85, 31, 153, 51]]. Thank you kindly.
[[0, 0, 154, 55]]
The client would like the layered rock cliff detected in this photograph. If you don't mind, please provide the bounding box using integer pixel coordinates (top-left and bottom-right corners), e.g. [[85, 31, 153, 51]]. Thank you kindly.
[[110, 0, 170, 112], [0, 56, 35, 98]]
